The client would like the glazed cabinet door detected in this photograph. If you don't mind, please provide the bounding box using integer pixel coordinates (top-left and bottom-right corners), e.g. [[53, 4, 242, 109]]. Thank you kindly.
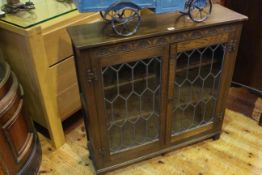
[[91, 45, 169, 166], [167, 34, 233, 144]]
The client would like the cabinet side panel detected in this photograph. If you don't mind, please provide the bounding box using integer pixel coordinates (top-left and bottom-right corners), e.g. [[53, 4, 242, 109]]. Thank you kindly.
[[73, 48, 105, 168], [215, 24, 244, 130], [0, 29, 47, 127]]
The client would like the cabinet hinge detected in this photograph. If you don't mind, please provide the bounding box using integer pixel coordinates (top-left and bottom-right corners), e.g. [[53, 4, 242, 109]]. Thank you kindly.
[[227, 40, 237, 52], [87, 69, 97, 82]]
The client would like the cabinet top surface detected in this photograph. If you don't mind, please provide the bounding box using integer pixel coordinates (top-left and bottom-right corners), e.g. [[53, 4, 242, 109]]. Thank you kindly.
[[68, 4, 247, 50], [0, 0, 76, 28]]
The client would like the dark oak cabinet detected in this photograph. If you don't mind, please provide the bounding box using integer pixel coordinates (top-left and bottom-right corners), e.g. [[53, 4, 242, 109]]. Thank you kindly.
[[68, 5, 247, 174]]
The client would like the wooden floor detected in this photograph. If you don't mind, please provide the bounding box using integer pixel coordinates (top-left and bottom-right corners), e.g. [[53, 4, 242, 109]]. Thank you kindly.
[[38, 109, 262, 175]]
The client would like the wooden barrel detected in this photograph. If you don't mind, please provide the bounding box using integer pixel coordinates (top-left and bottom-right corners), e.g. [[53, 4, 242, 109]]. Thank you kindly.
[[0, 61, 41, 175], [0, 62, 11, 100]]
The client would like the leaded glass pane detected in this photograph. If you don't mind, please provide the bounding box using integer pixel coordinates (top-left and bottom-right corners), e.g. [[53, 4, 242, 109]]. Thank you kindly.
[[102, 57, 162, 154], [172, 44, 226, 135]]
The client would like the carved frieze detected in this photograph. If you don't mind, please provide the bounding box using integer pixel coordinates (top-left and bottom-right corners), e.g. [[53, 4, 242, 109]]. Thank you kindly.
[[90, 24, 238, 57]]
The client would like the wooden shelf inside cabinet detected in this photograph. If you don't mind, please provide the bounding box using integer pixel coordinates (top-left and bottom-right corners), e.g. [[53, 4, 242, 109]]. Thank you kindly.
[[68, 4, 247, 175], [176, 57, 219, 73], [104, 73, 157, 91], [174, 94, 215, 108], [109, 111, 154, 125], [103, 59, 220, 93]]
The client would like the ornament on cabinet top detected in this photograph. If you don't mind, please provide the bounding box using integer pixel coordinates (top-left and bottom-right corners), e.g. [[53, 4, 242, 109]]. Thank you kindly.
[[1, 0, 35, 14], [74, 0, 213, 36]]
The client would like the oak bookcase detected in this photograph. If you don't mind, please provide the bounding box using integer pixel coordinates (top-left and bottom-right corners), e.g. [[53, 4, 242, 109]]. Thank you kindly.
[[68, 5, 247, 174]]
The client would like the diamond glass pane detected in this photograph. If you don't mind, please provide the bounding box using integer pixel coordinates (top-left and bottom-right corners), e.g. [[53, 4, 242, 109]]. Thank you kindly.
[[172, 44, 226, 135], [102, 57, 162, 154]]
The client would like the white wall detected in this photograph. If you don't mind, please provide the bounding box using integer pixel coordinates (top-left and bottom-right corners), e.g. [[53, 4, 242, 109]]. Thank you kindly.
[[0, 0, 6, 6]]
